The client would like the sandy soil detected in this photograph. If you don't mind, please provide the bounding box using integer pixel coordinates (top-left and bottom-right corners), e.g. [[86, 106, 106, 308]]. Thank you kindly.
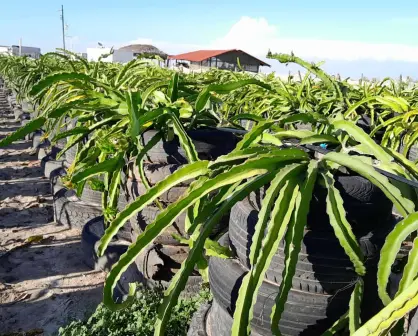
[[0, 92, 105, 336]]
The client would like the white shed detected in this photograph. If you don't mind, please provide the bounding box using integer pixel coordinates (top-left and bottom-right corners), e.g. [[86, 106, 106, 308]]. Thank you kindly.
[[86, 44, 167, 64]]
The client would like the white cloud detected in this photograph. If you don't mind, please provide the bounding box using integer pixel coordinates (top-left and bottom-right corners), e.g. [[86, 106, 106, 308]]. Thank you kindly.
[[124, 16, 418, 63], [211, 16, 418, 63]]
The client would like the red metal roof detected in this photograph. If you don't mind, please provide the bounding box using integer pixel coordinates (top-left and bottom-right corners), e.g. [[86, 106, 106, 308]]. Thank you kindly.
[[168, 49, 270, 66]]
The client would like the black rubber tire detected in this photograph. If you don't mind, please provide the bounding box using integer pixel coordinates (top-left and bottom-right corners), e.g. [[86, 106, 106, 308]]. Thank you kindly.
[[294, 122, 313, 131], [207, 299, 263, 336], [210, 254, 350, 335], [37, 146, 49, 160], [247, 173, 393, 235], [50, 167, 67, 195], [43, 159, 66, 179], [127, 179, 188, 205], [210, 247, 349, 335], [132, 242, 202, 296], [54, 188, 102, 229], [130, 206, 188, 245], [141, 129, 238, 164], [113, 263, 145, 303], [79, 186, 102, 205], [130, 204, 228, 246], [187, 302, 211, 336], [65, 145, 77, 165], [21, 100, 31, 113], [230, 197, 392, 292], [21, 119, 33, 140], [239, 119, 255, 131], [37, 144, 60, 161], [128, 163, 183, 183], [81, 216, 131, 272], [77, 187, 133, 240], [313, 176, 393, 233], [115, 195, 133, 242], [56, 138, 67, 150], [13, 107, 23, 121], [249, 174, 390, 208], [32, 131, 43, 148], [127, 162, 189, 204], [210, 235, 381, 336]]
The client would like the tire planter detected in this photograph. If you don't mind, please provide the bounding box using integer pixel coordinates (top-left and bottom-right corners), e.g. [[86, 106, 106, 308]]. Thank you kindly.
[[54, 184, 132, 239], [127, 162, 190, 203], [131, 206, 188, 245], [81, 216, 144, 303], [21, 120, 36, 141], [13, 107, 24, 121], [229, 200, 392, 292], [294, 122, 313, 131], [31, 131, 44, 148], [78, 186, 132, 240], [38, 144, 62, 161], [206, 299, 263, 336], [116, 195, 133, 242], [210, 234, 377, 336], [81, 216, 131, 271], [78, 185, 103, 205], [130, 237, 202, 296], [128, 162, 191, 245], [356, 115, 384, 143], [64, 145, 77, 165], [21, 100, 31, 113], [54, 188, 102, 229], [247, 173, 393, 235], [127, 179, 188, 204], [50, 167, 67, 195], [41, 155, 66, 179], [127, 162, 228, 243], [187, 302, 211, 336], [140, 129, 238, 164]]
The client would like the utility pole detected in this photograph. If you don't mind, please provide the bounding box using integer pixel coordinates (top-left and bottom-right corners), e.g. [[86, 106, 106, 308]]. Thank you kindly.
[[60, 5, 66, 51]]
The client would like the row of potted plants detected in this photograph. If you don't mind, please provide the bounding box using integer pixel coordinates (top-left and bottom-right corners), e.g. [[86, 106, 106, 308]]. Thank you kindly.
[[1, 51, 418, 335]]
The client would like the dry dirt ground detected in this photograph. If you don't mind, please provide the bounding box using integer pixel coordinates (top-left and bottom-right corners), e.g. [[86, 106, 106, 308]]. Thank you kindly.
[[0, 93, 105, 336]]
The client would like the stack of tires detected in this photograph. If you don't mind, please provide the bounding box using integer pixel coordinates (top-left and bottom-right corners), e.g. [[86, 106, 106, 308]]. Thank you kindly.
[[47, 130, 135, 298], [191, 174, 395, 336], [42, 119, 101, 230], [81, 215, 141, 302], [52, 144, 131, 238], [0, 90, 10, 117], [7, 90, 16, 110], [127, 129, 237, 293]]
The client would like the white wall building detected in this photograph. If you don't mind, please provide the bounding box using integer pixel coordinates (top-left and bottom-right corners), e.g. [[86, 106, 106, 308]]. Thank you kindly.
[[0, 45, 41, 58], [86, 44, 167, 65], [86, 47, 135, 63]]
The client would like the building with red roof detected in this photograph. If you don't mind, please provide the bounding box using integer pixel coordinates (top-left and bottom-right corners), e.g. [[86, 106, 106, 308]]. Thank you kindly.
[[168, 49, 270, 73]]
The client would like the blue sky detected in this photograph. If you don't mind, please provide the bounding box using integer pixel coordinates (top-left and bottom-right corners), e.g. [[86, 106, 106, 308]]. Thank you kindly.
[[2, 0, 418, 78]]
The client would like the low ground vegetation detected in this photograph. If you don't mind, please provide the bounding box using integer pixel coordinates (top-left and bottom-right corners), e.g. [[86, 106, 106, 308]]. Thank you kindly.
[[58, 287, 210, 336]]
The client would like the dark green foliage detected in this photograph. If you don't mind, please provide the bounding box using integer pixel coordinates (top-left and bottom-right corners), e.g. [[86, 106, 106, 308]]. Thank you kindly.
[[58, 287, 210, 336]]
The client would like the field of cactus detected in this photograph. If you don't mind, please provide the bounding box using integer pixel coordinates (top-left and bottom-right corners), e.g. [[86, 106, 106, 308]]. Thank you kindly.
[[1, 50, 418, 336]]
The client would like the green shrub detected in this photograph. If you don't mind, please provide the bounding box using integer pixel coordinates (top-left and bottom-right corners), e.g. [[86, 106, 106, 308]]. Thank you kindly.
[[58, 286, 211, 336]]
